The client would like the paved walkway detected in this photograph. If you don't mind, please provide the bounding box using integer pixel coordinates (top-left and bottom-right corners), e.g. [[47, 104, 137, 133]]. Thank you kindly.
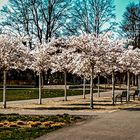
[[36, 104, 140, 140]]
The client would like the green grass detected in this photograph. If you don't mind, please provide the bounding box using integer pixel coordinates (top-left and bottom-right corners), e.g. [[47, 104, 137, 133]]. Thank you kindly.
[[0, 113, 82, 140], [0, 89, 94, 102]]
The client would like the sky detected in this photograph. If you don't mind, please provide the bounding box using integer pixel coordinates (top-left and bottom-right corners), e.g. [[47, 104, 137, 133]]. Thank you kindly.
[[0, 0, 8, 8], [0, 0, 139, 22]]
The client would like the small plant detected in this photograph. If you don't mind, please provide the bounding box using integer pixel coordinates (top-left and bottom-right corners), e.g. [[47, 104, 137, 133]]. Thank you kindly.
[[0, 123, 4, 127], [9, 122, 19, 128], [51, 122, 65, 127], [35, 121, 41, 125], [27, 121, 34, 125], [70, 117, 75, 122], [16, 120, 26, 125], [29, 122, 41, 127], [3, 121, 9, 126], [42, 121, 54, 127]]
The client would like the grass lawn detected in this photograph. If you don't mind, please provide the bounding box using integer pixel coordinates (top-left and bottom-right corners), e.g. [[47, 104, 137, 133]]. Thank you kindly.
[[0, 89, 94, 102], [0, 113, 82, 140]]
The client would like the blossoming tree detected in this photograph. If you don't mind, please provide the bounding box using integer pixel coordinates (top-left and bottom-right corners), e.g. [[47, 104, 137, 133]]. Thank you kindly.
[[0, 34, 30, 108], [132, 49, 140, 99], [51, 39, 76, 101], [30, 42, 56, 104], [70, 52, 91, 99], [119, 47, 139, 101], [104, 39, 125, 104], [71, 33, 108, 109]]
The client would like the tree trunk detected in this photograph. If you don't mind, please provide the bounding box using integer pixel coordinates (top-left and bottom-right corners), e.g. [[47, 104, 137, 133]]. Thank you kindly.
[[46, 69, 51, 85], [34, 71, 39, 88], [42, 71, 45, 86], [64, 71, 67, 101], [90, 66, 94, 109], [138, 74, 140, 100], [132, 74, 134, 86], [98, 75, 100, 97], [119, 77, 121, 89], [39, 72, 42, 104], [3, 70, 6, 109], [104, 77, 107, 91], [83, 76, 86, 99], [123, 74, 126, 85], [127, 71, 130, 102], [112, 71, 115, 105], [135, 75, 137, 86]]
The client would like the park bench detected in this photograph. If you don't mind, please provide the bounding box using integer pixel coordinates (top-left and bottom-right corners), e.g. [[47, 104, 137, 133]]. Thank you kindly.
[[129, 90, 140, 101], [115, 91, 127, 103]]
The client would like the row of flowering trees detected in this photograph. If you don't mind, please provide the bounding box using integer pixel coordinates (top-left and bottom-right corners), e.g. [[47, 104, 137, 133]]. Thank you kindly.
[[0, 33, 140, 109]]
